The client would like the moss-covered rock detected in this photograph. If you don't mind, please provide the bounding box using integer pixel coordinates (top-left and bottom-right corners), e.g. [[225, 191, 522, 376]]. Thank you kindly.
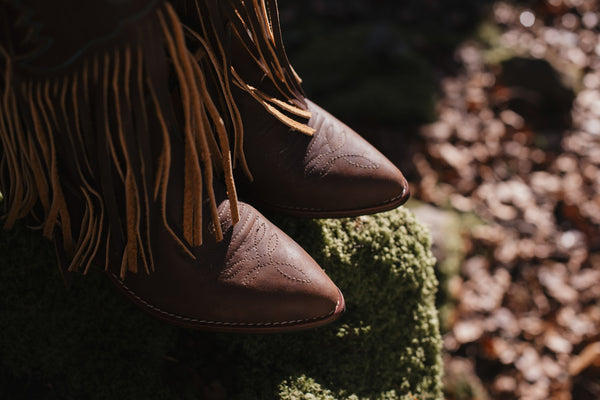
[[410, 202, 473, 333], [0, 208, 442, 399]]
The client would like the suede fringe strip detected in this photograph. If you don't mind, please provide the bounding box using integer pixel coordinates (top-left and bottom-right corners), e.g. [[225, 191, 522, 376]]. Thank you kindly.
[[0, 2, 242, 279], [179, 0, 316, 136]]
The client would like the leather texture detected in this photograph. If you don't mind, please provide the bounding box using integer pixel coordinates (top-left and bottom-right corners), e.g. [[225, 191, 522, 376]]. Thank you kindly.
[[106, 199, 345, 332], [235, 88, 410, 217], [2, 0, 162, 71]]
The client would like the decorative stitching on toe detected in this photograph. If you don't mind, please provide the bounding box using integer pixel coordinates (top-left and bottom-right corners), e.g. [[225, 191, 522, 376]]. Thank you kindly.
[[312, 153, 379, 177], [220, 211, 312, 286], [275, 262, 312, 283], [304, 111, 379, 178]]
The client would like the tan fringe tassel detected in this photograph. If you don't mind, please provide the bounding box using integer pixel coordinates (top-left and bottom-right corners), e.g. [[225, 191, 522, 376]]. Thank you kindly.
[[218, 0, 316, 135], [0, 1, 242, 279], [176, 0, 315, 144]]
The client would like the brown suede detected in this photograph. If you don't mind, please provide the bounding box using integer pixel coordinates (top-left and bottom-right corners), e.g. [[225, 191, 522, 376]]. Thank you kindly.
[[106, 199, 345, 332], [234, 88, 410, 217], [2, 0, 161, 72]]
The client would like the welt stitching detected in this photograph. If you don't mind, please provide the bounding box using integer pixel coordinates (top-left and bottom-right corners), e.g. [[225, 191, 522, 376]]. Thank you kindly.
[[271, 190, 408, 212], [110, 272, 337, 326]]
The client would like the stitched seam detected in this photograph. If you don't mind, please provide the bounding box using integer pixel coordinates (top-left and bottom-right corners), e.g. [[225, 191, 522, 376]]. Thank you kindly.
[[341, 156, 380, 169], [265, 233, 279, 257], [304, 114, 346, 166], [242, 229, 272, 286], [110, 272, 337, 326], [216, 202, 244, 232], [275, 262, 312, 283], [306, 156, 335, 176], [304, 134, 345, 168], [304, 129, 346, 171], [211, 215, 232, 235], [242, 262, 266, 285], [228, 205, 253, 244], [304, 111, 324, 157], [309, 153, 380, 177], [223, 231, 311, 286], [224, 213, 258, 265], [270, 191, 408, 212], [220, 253, 262, 280]]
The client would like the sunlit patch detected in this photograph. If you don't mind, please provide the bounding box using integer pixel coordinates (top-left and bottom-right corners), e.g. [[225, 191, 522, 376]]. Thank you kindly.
[[520, 11, 536, 28]]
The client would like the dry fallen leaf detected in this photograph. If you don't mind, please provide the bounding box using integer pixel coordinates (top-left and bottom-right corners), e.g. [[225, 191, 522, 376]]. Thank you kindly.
[[568, 342, 600, 376]]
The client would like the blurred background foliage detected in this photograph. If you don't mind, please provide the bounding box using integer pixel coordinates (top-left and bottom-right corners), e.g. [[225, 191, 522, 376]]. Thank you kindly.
[[278, 0, 495, 127]]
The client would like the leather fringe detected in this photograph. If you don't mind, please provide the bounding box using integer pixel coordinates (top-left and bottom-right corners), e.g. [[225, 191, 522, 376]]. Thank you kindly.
[[0, 2, 241, 279], [178, 0, 316, 137]]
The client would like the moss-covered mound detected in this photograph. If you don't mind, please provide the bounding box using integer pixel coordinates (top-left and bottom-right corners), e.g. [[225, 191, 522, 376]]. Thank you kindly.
[[0, 208, 442, 399]]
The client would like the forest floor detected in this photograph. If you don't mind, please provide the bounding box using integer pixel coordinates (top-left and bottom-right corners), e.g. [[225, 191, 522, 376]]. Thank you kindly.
[[406, 1, 600, 399]]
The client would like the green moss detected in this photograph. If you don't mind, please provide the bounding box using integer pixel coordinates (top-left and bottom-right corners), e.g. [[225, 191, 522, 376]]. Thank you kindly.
[[0, 208, 442, 399], [222, 209, 443, 400], [0, 223, 177, 399]]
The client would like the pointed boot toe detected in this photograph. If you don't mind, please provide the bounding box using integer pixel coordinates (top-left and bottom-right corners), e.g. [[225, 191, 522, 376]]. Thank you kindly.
[[107, 200, 344, 333], [300, 99, 410, 217], [235, 90, 409, 218]]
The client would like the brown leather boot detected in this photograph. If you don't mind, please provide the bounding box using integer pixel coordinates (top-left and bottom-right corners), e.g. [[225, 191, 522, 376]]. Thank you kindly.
[[102, 137, 344, 333], [176, 0, 410, 217], [233, 87, 410, 217], [105, 198, 345, 332], [1, 0, 343, 332]]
